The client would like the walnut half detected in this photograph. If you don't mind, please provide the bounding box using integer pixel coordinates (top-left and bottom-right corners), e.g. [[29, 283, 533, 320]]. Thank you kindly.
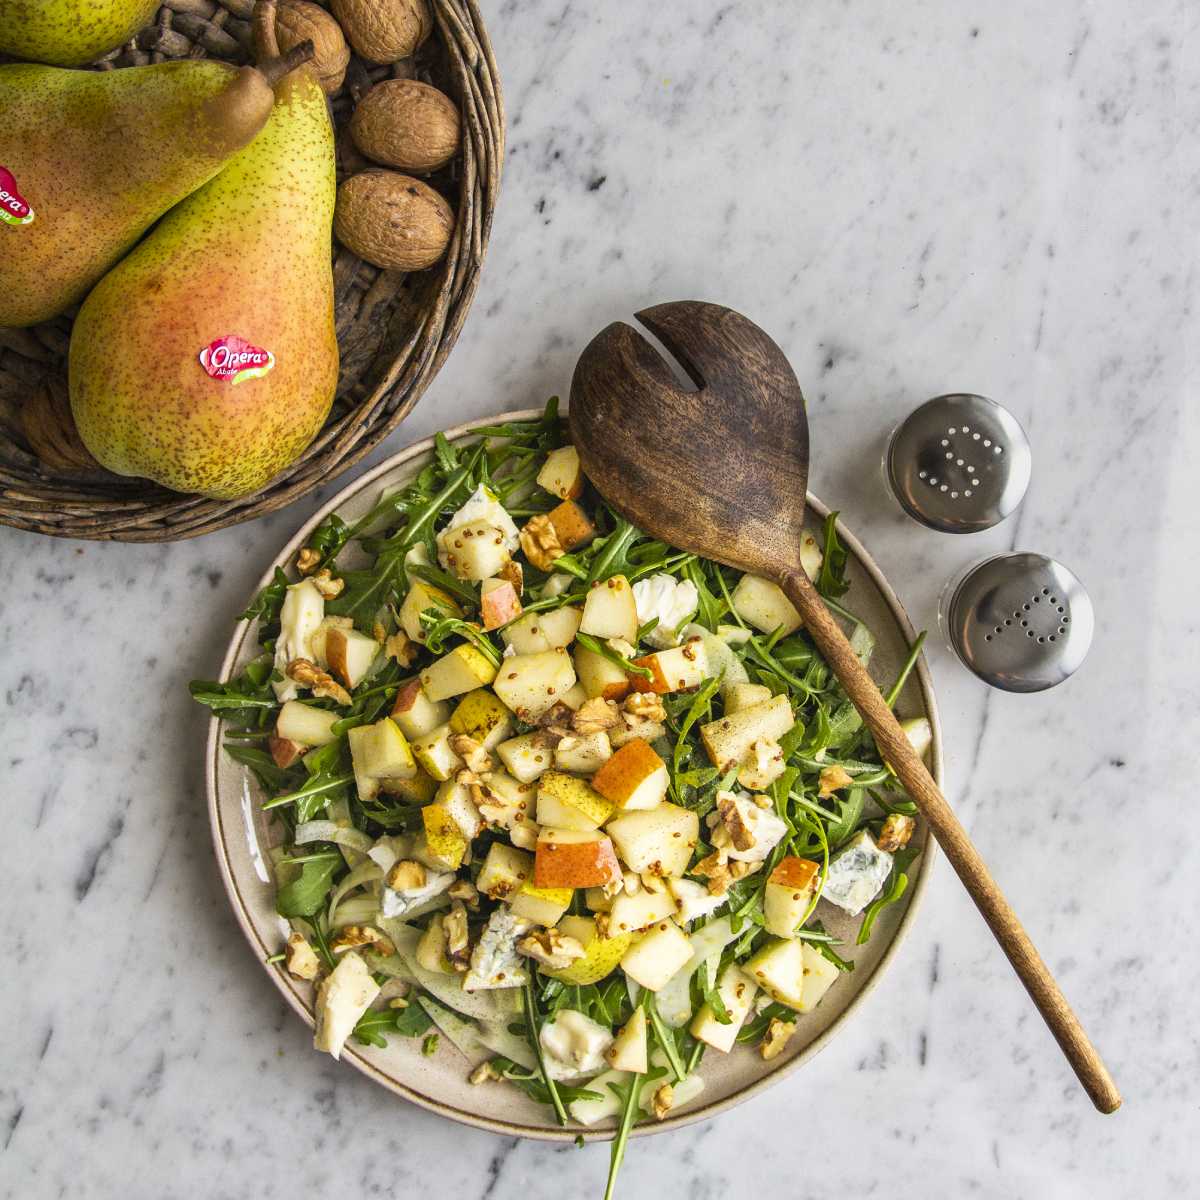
[[519, 514, 564, 571]]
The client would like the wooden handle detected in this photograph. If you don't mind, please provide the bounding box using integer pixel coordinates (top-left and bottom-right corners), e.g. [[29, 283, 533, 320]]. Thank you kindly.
[[780, 568, 1122, 1114]]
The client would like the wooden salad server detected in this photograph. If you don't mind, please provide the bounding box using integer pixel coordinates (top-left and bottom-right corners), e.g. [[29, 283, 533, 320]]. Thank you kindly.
[[569, 300, 1121, 1114]]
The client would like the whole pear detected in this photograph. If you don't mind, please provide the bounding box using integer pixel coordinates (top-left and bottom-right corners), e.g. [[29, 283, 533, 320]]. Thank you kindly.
[[0, 0, 159, 67], [69, 59, 339, 500], [0, 56, 306, 327]]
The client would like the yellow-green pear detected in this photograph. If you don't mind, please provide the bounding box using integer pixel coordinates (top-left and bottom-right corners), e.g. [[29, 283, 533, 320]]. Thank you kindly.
[[0, 0, 159, 67], [0, 54, 310, 327], [69, 56, 338, 499]]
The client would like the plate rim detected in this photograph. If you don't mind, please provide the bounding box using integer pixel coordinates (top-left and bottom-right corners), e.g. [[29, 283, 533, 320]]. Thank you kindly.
[[206, 407, 943, 1141]]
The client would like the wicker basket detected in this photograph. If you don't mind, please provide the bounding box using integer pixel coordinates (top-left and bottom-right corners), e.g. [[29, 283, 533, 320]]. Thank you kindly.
[[0, 0, 503, 542]]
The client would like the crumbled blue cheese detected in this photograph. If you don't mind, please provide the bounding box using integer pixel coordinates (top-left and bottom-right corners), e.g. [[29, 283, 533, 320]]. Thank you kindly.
[[633, 574, 699, 648], [821, 830, 894, 916], [436, 485, 520, 568], [668, 877, 727, 924], [462, 907, 531, 991], [714, 790, 789, 863], [380, 868, 455, 918], [313, 951, 379, 1060], [540, 1009, 614, 1079], [271, 579, 325, 701]]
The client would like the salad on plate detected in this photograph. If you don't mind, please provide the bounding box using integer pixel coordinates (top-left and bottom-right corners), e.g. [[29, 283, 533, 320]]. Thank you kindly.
[[193, 400, 930, 1196]]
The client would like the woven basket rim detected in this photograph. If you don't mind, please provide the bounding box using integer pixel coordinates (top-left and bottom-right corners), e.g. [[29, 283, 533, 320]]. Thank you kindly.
[[0, 0, 503, 542]]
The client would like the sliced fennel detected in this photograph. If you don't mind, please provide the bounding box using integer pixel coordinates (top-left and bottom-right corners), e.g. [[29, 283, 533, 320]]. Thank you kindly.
[[294, 821, 375, 855]]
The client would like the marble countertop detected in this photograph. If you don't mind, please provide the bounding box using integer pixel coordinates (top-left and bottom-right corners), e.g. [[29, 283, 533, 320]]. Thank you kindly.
[[4, 1, 1197, 1195]]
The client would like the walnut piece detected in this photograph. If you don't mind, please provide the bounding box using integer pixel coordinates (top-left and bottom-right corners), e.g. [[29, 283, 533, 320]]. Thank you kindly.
[[448, 879, 480, 908], [877, 812, 916, 852], [692, 852, 732, 896], [285, 658, 352, 705], [330, 925, 394, 956], [443, 900, 471, 970], [571, 697, 620, 734], [449, 733, 493, 774], [386, 860, 427, 892], [818, 765, 855, 797], [517, 927, 585, 970], [497, 560, 524, 593], [716, 792, 756, 852], [284, 931, 321, 980], [311, 568, 345, 599], [296, 547, 321, 574], [519, 513, 564, 571], [385, 630, 419, 667], [623, 692, 666, 723], [759, 1016, 796, 1060], [470, 1060, 501, 1085], [651, 1083, 674, 1121]]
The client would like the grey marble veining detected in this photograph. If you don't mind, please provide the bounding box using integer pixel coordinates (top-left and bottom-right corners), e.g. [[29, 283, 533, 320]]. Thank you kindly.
[[3, 1, 1198, 1195]]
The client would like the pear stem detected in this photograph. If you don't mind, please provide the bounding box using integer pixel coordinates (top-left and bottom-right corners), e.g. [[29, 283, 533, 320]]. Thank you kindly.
[[257, 40, 314, 86], [254, 0, 281, 61]]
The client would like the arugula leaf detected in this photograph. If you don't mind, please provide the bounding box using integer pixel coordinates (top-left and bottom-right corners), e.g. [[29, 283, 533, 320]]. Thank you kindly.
[[407, 561, 480, 609], [353, 999, 434, 1046], [420, 609, 501, 667], [222, 743, 297, 794], [239, 566, 290, 628], [276, 853, 340, 917], [816, 511, 850, 598], [491, 1056, 603, 1107]]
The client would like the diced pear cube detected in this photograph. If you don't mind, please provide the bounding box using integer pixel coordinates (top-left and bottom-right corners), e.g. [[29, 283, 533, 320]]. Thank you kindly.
[[476, 842, 534, 900], [399, 579, 462, 644], [536, 770, 614, 830], [434, 778, 483, 838], [619, 920, 693, 991], [537, 445, 584, 500], [495, 732, 556, 784], [798, 941, 840, 1012], [390, 677, 451, 740], [421, 803, 469, 870], [438, 520, 512, 581], [798, 529, 823, 583], [480, 577, 522, 630], [554, 730, 613, 774], [560, 682, 589, 710], [544, 916, 633, 986], [610, 718, 667, 749], [700, 695, 795, 772], [629, 641, 709, 696], [689, 964, 758, 1052], [606, 1008, 648, 1072], [546, 499, 595, 551], [492, 648, 576, 721], [449, 688, 513, 749], [579, 574, 639, 643], [420, 644, 498, 702], [502, 606, 585, 655], [276, 700, 339, 747], [415, 913, 455, 974], [574, 645, 632, 701], [605, 802, 699, 878], [608, 886, 677, 935], [410, 723, 463, 781], [380, 768, 437, 804], [744, 938, 812, 1011], [763, 857, 819, 937], [325, 627, 380, 690], [901, 716, 932, 760], [347, 724, 381, 801], [591, 739, 669, 811], [534, 829, 621, 888], [361, 717, 416, 780], [731, 574, 802, 637], [724, 682, 773, 714], [510, 881, 573, 926]]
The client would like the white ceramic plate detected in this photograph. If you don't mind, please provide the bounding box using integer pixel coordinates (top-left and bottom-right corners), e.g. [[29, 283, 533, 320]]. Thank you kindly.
[[206, 408, 942, 1140]]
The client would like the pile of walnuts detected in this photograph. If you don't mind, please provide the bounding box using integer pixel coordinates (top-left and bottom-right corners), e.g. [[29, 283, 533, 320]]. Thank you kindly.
[[267, 0, 461, 271]]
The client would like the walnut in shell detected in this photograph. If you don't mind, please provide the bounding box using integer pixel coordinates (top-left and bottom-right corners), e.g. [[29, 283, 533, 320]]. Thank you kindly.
[[330, 0, 433, 64], [334, 170, 455, 271], [350, 79, 461, 173], [266, 0, 351, 95]]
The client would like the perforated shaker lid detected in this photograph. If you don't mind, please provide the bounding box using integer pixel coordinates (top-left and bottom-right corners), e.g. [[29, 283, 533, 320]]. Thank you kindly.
[[886, 394, 1032, 533], [943, 553, 1094, 692]]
